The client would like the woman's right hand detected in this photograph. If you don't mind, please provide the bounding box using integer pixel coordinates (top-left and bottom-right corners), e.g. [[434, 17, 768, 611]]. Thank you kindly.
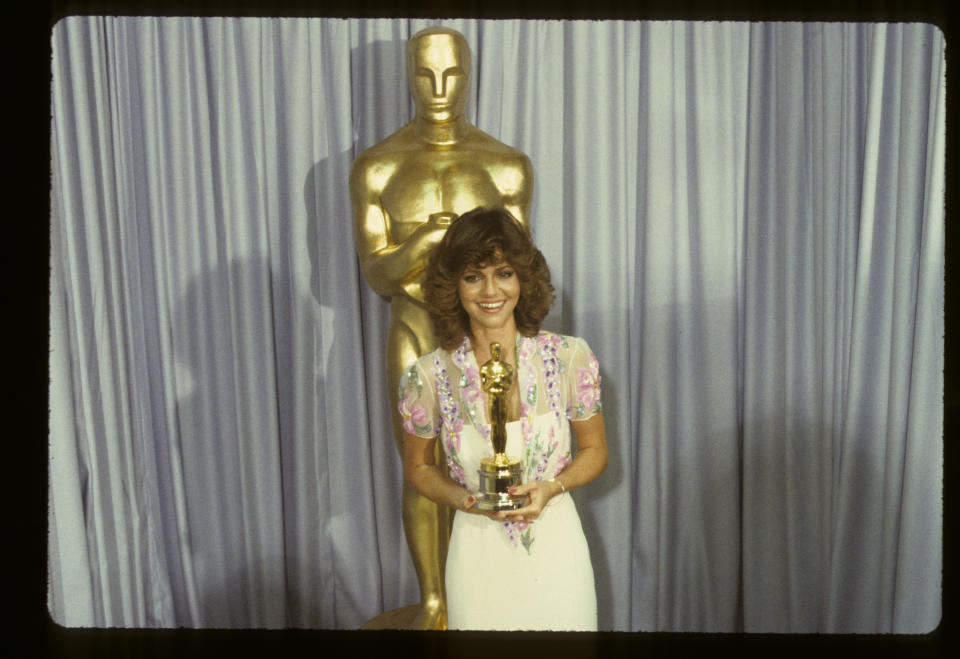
[[458, 492, 503, 519]]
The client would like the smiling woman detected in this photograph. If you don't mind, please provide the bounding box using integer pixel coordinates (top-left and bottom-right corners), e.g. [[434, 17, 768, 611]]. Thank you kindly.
[[457, 261, 520, 332], [399, 207, 608, 630], [424, 207, 554, 353]]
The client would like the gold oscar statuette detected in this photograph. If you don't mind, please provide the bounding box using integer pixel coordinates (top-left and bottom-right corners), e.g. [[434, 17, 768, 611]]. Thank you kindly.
[[476, 343, 529, 510]]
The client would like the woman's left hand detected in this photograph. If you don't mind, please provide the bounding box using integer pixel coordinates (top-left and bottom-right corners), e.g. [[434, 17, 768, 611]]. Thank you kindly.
[[496, 479, 563, 523]]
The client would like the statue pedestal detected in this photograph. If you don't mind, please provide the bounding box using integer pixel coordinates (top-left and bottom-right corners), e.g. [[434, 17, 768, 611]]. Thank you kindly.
[[360, 604, 421, 630]]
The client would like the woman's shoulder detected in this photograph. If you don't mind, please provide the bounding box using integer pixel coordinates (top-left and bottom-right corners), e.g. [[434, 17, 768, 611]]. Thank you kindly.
[[406, 343, 460, 373], [409, 347, 440, 370], [529, 331, 600, 370], [532, 330, 589, 352]]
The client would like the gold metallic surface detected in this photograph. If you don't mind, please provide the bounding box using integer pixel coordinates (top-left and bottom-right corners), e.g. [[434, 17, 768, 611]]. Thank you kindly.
[[349, 27, 533, 630], [475, 342, 528, 511], [359, 604, 420, 630], [480, 342, 513, 455]]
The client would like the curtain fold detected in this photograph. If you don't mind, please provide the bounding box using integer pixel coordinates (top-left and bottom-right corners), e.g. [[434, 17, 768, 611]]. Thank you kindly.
[[49, 17, 943, 633]]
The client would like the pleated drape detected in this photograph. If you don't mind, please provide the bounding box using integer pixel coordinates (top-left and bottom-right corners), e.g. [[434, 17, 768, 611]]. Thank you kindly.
[[49, 18, 943, 632]]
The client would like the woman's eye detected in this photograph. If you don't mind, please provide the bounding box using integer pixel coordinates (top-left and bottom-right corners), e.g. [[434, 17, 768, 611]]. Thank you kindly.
[[498, 269, 515, 278], [463, 274, 479, 283]]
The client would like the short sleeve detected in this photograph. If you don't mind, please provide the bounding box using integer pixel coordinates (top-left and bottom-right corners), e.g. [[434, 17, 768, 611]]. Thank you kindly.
[[564, 337, 602, 421], [398, 359, 440, 438]]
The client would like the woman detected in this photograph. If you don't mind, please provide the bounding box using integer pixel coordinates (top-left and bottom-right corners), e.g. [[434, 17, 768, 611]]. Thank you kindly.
[[398, 207, 608, 631]]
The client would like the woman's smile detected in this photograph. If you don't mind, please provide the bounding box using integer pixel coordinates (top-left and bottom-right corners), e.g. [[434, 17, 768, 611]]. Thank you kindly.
[[458, 260, 520, 330]]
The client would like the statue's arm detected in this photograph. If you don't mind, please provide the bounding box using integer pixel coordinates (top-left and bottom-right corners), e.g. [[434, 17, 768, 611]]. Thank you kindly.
[[498, 153, 534, 229], [350, 157, 446, 297]]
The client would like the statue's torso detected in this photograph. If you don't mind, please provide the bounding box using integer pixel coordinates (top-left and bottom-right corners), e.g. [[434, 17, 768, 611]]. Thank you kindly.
[[376, 143, 524, 243], [354, 125, 531, 342], [381, 152, 506, 243]]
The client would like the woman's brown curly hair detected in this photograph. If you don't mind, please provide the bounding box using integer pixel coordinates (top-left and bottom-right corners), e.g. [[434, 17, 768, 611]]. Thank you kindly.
[[424, 207, 555, 350]]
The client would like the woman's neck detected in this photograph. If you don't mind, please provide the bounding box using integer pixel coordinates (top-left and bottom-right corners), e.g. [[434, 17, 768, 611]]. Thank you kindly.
[[469, 323, 519, 363]]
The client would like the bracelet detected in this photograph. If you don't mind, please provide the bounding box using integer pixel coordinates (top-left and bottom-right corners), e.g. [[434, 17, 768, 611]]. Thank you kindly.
[[549, 478, 565, 494]]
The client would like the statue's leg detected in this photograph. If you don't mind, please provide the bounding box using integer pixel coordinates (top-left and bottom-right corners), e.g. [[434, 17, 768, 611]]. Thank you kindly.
[[386, 317, 452, 630]]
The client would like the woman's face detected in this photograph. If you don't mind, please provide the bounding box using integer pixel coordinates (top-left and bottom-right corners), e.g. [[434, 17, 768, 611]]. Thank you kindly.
[[457, 258, 520, 334]]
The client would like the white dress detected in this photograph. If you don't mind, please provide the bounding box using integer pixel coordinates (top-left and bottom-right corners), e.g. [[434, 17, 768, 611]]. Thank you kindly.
[[398, 331, 602, 631]]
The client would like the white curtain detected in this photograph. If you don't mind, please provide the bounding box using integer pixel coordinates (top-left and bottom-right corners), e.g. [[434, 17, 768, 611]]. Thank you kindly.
[[48, 17, 944, 632]]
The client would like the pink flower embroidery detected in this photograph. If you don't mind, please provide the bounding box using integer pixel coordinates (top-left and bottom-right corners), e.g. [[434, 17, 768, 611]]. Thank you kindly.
[[399, 389, 429, 435], [462, 364, 481, 404], [577, 368, 594, 391], [575, 352, 602, 414], [588, 351, 600, 372], [521, 399, 533, 424], [411, 403, 427, 425], [444, 416, 464, 449], [537, 332, 562, 348], [446, 454, 467, 486], [577, 385, 598, 410], [519, 336, 536, 361]]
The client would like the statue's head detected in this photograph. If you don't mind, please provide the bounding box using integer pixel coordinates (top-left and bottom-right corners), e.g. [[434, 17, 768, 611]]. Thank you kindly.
[[406, 27, 471, 123]]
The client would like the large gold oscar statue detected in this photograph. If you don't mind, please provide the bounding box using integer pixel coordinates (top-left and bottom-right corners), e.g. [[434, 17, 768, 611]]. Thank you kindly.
[[351, 26, 533, 630]]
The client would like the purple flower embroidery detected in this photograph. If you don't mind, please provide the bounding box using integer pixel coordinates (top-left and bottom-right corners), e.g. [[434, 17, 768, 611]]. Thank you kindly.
[[446, 456, 467, 486], [432, 355, 468, 487], [537, 333, 563, 423]]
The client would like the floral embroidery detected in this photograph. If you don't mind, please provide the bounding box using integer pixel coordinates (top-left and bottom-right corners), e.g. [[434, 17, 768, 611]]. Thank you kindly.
[[537, 333, 564, 423], [502, 520, 518, 546], [517, 522, 534, 552], [462, 365, 481, 405], [501, 519, 534, 553], [432, 354, 468, 487], [518, 336, 537, 450], [522, 424, 560, 483], [429, 332, 598, 555], [453, 338, 488, 443], [399, 364, 433, 436], [400, 391, 430, 436], [569, 346, 602, 419]]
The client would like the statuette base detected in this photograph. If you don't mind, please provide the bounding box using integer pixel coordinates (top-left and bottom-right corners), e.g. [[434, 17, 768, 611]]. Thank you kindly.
[[474, 455, 529, 511]]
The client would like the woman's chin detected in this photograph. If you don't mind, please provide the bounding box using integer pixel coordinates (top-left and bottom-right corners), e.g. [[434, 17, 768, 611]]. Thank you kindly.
[[470, 316, 516, 334]]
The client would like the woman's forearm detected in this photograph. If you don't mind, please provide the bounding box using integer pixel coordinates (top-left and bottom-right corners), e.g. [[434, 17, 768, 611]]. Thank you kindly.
[[552, 413, 608, 493], [551, 444, 608, 493], [407, 462, 470, 510]]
